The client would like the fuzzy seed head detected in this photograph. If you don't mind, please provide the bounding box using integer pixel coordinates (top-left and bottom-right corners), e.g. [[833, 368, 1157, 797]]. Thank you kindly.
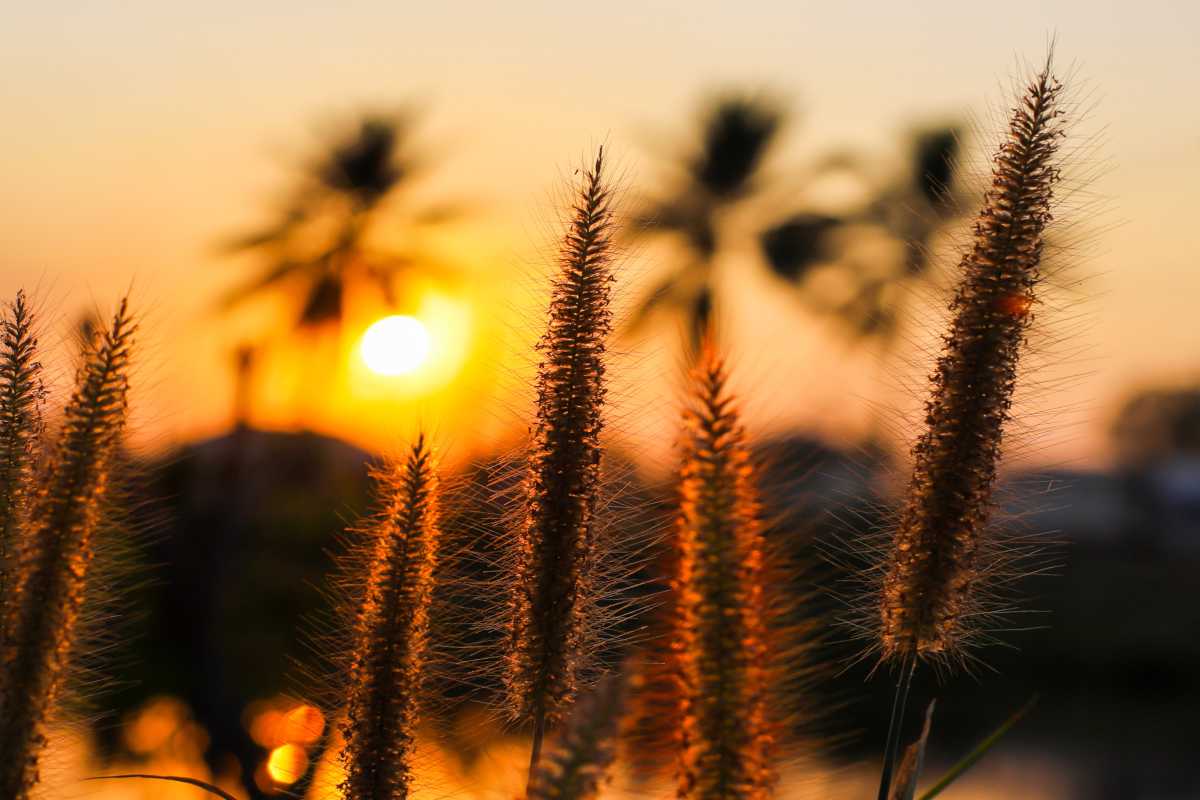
[[506, 149, 614, 727], [672, 346, 775, 800], [880, 63, 1065, 663], [0, 298, 134, 800], [0, 292, 44, 596], [340, 435, 442, 800]]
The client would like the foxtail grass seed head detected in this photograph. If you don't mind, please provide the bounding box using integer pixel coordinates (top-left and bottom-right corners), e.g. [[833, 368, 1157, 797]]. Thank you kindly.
[[879, 61, 1066, 664], [672, 344, 775, 800], [506, 149, 614, 728], [0, 291, 43, 597], [526, 672, 625, 800], [0, 298, 134, 800], [340, 435, 442, 800]]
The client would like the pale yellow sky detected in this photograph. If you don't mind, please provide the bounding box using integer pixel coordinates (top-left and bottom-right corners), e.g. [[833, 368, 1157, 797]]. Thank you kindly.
[[1, 1, 1197, 467]]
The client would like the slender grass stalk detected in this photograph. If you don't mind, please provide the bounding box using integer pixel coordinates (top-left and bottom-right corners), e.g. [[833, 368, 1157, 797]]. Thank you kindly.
[[339, 434, 442, 800], [880, 58, 1065, 664], [876, 657, 916, 800], [889, 700, 934, 800], [874, 57, 1065, 800], [526, 672, 625, 800], [672, 344, 775, 800], [0, 291, 43, 598], [0, 298, 134, 800], [86, 774, 239, 800], [505, 148, 614, 779], [915, 696, 1037, 800]]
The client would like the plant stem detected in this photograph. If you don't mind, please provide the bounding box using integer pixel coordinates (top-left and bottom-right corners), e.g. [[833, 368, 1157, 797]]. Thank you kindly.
[[876, 656, 917, 800], [917, 696, 1038, 800], [86, 775, 238, 800], [527, 705, 547, 787]]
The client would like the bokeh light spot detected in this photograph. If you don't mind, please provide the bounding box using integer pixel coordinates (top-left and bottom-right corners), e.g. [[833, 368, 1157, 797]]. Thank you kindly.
[[266, 743, 308, 784], [281, 704, 325, 745]]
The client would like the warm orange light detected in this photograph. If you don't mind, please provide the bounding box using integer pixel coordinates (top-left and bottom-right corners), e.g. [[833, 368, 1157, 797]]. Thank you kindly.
[[281, 704, 325, 745], [266, 743, 308, 784], [123, 696, 189, 755], [360, 315, 431, 375], [247, 706, 286, 748]]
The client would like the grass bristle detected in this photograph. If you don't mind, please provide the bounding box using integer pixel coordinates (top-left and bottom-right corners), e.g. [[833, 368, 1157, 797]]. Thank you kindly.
[[505, 148, 615, 748], [671, 343, 776, 800], [0, 296, 134, 800], [0, 291, 44, 598], [878, 58, 1066, 666], [339, 433, 442, 800]]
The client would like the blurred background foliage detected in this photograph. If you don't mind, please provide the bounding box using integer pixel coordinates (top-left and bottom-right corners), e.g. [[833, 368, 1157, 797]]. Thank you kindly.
[[220, 111, 464, 334], [628, 93, 963, 356], [55, 91, 1200, 800]]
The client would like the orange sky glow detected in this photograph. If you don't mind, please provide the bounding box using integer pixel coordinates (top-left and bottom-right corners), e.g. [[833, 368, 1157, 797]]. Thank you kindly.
[[2, 1, 1198, 470]]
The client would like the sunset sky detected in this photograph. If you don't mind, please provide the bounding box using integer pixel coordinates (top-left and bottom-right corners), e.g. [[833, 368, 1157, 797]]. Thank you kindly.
[[2, 0, 1198, 468]]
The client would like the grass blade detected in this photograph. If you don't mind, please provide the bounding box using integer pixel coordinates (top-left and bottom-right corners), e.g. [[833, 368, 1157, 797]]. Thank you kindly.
[[86, 774, 240, 800], [917, 696, 1038, 800], [889, 701, 935, 800]]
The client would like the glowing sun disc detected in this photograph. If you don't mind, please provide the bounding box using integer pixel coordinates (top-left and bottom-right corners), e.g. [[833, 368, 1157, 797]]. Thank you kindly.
[[360, 315, 431, 376]]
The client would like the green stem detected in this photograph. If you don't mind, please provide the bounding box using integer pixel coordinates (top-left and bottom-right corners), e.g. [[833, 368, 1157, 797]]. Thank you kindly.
[[877, 656, 917, 800], [917, 696, 1039, 800], [527, 703, 547, 790]]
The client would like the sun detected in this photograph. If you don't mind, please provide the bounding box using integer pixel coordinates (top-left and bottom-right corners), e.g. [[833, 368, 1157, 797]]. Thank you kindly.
[[360, 315, 431, 376]]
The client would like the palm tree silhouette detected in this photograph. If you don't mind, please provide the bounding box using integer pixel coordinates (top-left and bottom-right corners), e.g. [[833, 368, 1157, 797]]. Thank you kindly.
[[761, 124, 963, 344], [221, 111, 459, 331], [629, 94, 787, 351], [632, 92, 964, 354]]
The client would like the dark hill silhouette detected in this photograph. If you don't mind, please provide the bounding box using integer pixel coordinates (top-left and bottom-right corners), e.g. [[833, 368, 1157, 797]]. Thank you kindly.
[[101, 427, 372, 797]]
